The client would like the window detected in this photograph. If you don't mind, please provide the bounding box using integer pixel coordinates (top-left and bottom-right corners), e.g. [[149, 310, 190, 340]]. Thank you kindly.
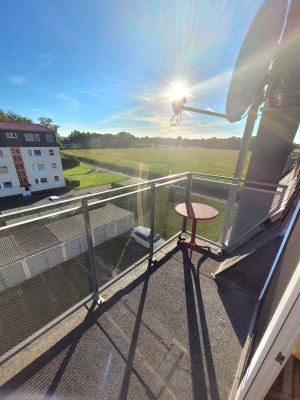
[[25, 133, 34, 141], [32, 164, 45, 171], [46, 134, 53, 142], [28, 149, 41, 156], [3, 181, 12, 188], [49, 149, 54, 155], [35, 177, 48, 184], [6, 133, 17, 139], [54, 176, 59, 181], [0, 150, 3, 157], [52, 163, 57, 169], [0, 166, 8, 173], [34, 134, 40, 141]]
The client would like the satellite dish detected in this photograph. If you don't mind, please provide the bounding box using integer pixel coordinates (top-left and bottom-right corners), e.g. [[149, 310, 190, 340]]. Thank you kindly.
[[226, 0, 288, 122]]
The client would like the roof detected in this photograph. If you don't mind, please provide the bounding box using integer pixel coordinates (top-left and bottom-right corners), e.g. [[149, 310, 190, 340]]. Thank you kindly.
[[0, 122, 54, 133], [134, 226, 151, 236]]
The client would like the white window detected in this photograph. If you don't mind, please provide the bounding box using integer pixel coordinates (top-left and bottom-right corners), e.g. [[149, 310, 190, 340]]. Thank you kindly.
[[0, 166, 8, 173], [0, 150, 3, 157], [52, 163, 57, 169], [32, 164, 45, 171], [25, 133, 34, 141], [54, 176, 59, 181], [49, 149, 54, 155], [46, 134, 53, 142], [3, 181, 12, 188], [34, 134, 40, 141], [35, 177, 48, 184], [28, 149, 41, 156], [6, 133, 17, 139]]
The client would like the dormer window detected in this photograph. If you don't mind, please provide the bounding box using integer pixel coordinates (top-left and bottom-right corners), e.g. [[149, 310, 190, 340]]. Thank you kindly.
[[46, 134, 53, 142], [6, 133, 17, 139], [25, 133, 34, 141]]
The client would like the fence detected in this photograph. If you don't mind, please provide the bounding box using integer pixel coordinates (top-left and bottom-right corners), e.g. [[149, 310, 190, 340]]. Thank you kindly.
[[0, 172, 288, 361]]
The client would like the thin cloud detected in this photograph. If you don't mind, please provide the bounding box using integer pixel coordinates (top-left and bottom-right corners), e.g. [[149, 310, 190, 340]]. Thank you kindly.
[[55, 93, 95, 110], [7, 75, 25, 85], [72, 88, 121, 108]]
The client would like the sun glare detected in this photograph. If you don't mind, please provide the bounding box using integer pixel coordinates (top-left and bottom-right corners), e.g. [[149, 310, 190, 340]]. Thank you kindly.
[[168, 82, 190, 102]]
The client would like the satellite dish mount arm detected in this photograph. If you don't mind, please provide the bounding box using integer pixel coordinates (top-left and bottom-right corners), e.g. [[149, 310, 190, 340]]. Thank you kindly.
[[172, 97, 228, 120]]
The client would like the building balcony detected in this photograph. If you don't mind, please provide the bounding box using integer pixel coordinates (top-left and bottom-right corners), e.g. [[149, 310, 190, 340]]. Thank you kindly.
[[0, 166, 299, 399]]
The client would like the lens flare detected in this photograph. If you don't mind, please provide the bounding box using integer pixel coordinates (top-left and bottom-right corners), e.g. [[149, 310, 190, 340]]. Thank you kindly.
[[168, 82, 190, 102]]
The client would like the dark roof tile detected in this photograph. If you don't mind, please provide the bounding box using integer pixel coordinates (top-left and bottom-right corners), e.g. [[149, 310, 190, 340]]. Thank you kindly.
[[0, 122, 54, 133]]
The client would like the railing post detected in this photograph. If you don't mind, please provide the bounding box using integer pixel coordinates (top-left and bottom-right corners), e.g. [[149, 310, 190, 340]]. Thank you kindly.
[[218, 98, 261, 250], [182, 173, 192, 233], [82, 198, 99, 299], [149, 182, 156, 264], [218, 181, 239, 249]]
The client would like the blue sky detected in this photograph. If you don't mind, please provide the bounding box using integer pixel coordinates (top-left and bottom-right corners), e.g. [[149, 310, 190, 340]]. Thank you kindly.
[[1, 0, 298, 141]]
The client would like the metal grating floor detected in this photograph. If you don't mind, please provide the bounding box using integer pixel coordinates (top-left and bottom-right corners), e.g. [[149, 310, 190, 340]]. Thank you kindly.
[[0, 243, 256, 400]]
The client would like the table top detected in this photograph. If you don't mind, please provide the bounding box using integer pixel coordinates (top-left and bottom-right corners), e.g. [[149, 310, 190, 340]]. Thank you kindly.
[[175, 202, 218, 221]]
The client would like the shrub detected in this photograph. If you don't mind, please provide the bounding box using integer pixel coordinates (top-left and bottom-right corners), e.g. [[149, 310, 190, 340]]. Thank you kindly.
[[61, 155, 80, 170]]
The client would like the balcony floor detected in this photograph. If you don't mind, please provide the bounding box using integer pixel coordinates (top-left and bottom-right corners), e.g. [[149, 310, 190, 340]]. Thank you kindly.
[[1, 241, 257, 400]]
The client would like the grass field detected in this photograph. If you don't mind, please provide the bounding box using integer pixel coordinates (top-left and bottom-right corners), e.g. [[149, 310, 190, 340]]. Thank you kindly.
[[62, 147, 251, 179], [63, 164, 127, 189]]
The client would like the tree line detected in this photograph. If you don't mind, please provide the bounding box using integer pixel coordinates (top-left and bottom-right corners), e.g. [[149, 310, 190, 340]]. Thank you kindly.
[[62, 130, 256, 150], [1, 108, 299, 151]]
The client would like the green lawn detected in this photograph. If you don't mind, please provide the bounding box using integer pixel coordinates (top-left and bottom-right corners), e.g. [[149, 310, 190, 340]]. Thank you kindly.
[[64, 164, 127, 189], [62, 147, 251, 180], [63, 164, 99, 177]]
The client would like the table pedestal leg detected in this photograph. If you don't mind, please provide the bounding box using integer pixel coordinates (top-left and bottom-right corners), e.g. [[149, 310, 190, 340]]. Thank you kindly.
[[189, 219, 197, 262]]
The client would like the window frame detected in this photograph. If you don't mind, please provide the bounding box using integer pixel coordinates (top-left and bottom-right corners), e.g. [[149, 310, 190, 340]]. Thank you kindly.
[[24, 133, 34, 142], [46, 134, 53, 142], [6, 133, 17, 139], [3, 181, 13, 188]]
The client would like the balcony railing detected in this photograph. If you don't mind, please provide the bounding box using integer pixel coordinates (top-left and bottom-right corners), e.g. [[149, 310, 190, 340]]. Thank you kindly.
[[0, 172, 288, 361]]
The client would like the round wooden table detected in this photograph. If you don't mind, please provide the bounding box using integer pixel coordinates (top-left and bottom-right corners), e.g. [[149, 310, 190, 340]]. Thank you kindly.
[[175, 202, 218, 262]]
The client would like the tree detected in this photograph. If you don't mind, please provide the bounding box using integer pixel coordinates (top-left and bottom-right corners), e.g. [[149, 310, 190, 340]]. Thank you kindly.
[[38, 117, 61, 146], [0, 109, 32, 123], [38, 117, 59, 133]]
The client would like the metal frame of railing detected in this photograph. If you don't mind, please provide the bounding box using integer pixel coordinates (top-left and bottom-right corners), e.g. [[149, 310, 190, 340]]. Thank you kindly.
[[0, 172, 289, 362]]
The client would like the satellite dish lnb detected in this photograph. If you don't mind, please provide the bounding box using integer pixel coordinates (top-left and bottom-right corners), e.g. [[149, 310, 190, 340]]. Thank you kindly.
[[226, 0, 288, 122]]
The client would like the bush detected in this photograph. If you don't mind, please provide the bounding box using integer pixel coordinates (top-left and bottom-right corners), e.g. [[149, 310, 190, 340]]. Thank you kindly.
[[70, 180, 80, 188], [61, 155, 80, 170]]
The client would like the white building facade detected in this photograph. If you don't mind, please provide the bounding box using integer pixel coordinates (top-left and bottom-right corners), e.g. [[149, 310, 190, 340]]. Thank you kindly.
[[0, 122, 65, 198]]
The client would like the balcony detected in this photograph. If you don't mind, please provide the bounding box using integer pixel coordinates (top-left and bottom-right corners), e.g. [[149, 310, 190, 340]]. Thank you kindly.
[[0, 167, 299, 399]]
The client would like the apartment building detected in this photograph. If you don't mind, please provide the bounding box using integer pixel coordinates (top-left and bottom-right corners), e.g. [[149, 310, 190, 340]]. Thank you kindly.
[[0, 122, 65, 198]]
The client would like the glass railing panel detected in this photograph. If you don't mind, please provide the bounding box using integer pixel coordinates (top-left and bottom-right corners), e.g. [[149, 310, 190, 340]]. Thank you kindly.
[[154, 181, 187, 245], [90, 188, 152, 286], [223, 184, 284, 248], [0, 210, 93, 358], [188, 177, 230, 243]]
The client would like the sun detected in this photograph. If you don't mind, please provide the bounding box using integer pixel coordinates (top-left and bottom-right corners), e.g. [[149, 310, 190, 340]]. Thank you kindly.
[[168, 82, 190, 102]]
